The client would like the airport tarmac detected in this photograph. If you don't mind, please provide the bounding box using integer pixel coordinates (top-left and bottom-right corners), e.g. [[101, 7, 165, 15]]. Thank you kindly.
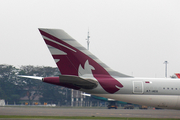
[[0, 107, 180, 119]]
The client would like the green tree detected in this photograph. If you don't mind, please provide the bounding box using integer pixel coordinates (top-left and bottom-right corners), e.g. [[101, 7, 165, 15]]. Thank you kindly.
[[0, 64, 71, 105], [18, 65, 67, 105], [0, 64, 21, 104], [18, 66, 45, 104]]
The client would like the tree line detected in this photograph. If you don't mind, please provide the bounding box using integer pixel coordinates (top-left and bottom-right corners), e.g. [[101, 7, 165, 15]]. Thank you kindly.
[[0, 64, 71, 105]]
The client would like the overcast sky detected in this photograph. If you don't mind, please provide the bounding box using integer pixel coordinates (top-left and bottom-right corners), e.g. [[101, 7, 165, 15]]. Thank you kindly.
[[0, 0, 180, 78]]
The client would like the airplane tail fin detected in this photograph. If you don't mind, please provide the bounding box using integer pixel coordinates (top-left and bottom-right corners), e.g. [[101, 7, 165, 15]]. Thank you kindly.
[[175, 73, 180, 78], [39, 28, 132, 93], [39, 28, 131, 78]]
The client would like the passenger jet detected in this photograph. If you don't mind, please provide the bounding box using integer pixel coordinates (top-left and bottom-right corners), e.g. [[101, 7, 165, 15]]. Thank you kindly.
[[20, 28, 180, 110]]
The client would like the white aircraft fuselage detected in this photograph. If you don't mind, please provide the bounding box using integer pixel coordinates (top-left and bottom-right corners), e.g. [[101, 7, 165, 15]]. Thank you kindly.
[[89, 78, 180, 109]]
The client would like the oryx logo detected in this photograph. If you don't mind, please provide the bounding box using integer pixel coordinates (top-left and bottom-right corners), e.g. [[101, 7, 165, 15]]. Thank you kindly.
[[78, 60, 95, 77], [78, 59, 124, 94]]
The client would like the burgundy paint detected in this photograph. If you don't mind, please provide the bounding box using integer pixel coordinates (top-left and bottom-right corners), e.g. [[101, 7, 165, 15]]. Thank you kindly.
[[39, 30, 123, 94], [43, 77, 80, 90]]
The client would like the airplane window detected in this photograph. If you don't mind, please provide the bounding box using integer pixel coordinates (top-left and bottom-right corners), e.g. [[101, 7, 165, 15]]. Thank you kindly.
[[171, 88, 173, 90], [175, 88, 177, 90], [163, 87, 165, 89], [167, 88, 169, 90]]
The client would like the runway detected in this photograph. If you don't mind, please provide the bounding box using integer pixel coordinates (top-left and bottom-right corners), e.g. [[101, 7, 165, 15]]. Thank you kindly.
[[0, 107, 180, 119]]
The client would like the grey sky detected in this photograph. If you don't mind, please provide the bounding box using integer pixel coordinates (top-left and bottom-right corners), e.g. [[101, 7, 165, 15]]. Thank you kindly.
[[0, 0, 180, 78]]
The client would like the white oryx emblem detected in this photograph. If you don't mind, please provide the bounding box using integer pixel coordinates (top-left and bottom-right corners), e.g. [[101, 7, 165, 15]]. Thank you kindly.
[[78, 60, 95, 77]]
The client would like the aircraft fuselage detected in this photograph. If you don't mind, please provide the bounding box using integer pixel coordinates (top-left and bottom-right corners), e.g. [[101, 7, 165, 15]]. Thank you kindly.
[[90, 78, 180, 109]]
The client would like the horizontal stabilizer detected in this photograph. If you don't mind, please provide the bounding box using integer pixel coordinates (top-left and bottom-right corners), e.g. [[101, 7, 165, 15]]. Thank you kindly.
[[18, 75, 43, 81], [59, 75, 98, 89], [18, 75, 98, 90]]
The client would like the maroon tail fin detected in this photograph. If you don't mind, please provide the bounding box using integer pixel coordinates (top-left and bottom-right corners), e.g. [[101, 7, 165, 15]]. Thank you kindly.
[[39, 28, 132, 93]]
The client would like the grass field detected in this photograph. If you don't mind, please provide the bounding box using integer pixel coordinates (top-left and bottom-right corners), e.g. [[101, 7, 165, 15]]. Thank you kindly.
[[0, 115, 180, 120]]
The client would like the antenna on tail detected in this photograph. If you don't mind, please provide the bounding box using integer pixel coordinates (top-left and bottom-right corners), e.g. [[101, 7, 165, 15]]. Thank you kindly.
[[86, 28, 90, 50]]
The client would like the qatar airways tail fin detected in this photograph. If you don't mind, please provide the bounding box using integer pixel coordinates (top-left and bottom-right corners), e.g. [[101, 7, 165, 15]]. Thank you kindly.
[[175, 73, 180, 78], [38, 28, 131, 78]]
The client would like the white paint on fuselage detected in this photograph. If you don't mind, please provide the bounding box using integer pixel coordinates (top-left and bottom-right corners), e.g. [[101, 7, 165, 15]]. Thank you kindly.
[[87, 77, 180, 109], [93, 94, 180, 109]]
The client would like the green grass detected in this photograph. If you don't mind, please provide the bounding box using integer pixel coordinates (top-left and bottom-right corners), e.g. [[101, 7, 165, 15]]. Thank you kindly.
[[0, 115, 180, 120]]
